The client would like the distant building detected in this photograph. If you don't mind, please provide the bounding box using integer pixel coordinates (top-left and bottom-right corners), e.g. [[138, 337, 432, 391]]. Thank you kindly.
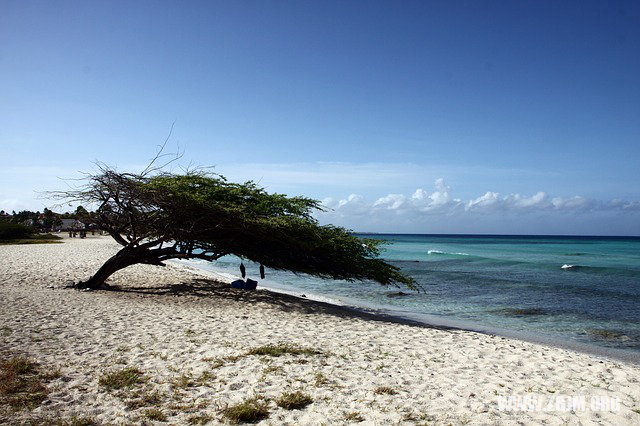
[[58, 219, 85, 231]]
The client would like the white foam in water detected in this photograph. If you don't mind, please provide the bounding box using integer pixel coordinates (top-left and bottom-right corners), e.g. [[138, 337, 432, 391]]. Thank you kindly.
[[561, 264, 577, 270], [427, 249, 469, 256]]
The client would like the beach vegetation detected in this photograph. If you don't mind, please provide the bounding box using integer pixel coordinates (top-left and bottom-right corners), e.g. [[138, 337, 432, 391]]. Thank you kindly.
[[21, 416, 98, 425], [275, 391, 313, 410], [172, 372, 195, 389], [0, 222, 33, 239], [262, 365, 283, 376], [0, 222, 63, 245], [374, 386, 397, 395], [221, 397, 269, 423], [206, 358, 225, 369], [187, 413, 214, 424], [196, 370, 215, 385], [50, 148, 415, 290], [344, 411, 365, 422], [144, 407, 167, 421], [98, 367, 146, 390], [247, 343, 323, 357], [224, 354, 244, 362], [125, 389, 164, 409], [0, 356, 50, 410], [314, 372, 329, 386]]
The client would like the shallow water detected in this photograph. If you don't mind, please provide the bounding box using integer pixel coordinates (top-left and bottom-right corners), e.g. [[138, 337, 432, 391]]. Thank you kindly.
[[185, 234, 640, 357]]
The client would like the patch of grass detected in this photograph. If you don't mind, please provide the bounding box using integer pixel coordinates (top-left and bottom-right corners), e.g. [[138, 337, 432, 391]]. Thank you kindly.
[[224, 354, 244, 362], [275, 391, 313, 410], [0, 356, 50, 410], [187, 413, 213, 425], [374, 386, 397, 395], [33, 233, 63, 240], [22, 416, 98, 425], [196, 370, 215, 385], [144, 407, 167, 421], [0, 238, 63, 245], [43, 368, 62, 381], [402, 412, 433, 422], [262, 365, 283, 375], [344, 411, 364, 422], [221, 397, 269, 424], [172, 373, 195, 389], [247, 343, 323, 357], [202, 357, 225, 368], [125, 390, 164, 410], [98, 367, 145, 390], [314, 372, 328, 386]]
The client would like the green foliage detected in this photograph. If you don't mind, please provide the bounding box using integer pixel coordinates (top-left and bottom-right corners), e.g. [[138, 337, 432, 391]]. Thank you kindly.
[[0, 357, 49, 410], [60, 166, 415, 289], [374, 386, 397, 395], [0, 222, 33, 240], [221, 397, 269, 423], [143, 408, 167, 421], [20, 416, 98, 426], [344, 411, 365, 422], [275, 391, 313, 410], [247, 343, 323, 357], [98, 367, 146, 390], [187, 413, 213, 424]]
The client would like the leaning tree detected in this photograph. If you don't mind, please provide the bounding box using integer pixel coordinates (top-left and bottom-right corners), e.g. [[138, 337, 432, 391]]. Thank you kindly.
[[52, 162, 415, 290]]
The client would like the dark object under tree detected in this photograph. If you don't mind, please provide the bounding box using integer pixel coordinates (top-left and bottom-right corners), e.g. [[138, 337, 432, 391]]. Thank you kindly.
[[50, 159, 415, 291]]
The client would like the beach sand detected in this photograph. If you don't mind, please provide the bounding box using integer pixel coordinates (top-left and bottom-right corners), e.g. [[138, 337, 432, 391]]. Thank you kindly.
[[1, 236, 639, 425]]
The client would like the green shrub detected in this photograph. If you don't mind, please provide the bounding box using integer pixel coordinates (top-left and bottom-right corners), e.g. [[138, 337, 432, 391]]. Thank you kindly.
[[0, 356, 49, 410], [221, 397, 269, 423], [247, 343, 323, 357], [0, 222, 33, 240], [275, 391, 312, 410], [98, 367, 145, 390]]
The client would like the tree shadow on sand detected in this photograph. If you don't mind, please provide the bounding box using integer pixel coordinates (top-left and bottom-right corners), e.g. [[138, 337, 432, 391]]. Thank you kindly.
[[103, 278, 455, 331]]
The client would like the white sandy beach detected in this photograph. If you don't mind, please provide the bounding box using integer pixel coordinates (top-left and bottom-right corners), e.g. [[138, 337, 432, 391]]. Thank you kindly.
[[1, 236, 639, 425]]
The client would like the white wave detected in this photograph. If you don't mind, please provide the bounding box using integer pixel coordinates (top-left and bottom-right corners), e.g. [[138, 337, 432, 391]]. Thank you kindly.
[[561, 264, 578, 270], [427, 249, 469, 256]]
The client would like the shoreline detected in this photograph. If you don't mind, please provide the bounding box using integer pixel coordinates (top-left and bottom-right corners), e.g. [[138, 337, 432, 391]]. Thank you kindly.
[[170, 259, 640, 367], [2, 236, 640, 424]]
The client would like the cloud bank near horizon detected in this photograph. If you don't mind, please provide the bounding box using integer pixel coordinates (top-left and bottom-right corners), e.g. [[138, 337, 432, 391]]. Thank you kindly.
[[318, 178, 640, 221]]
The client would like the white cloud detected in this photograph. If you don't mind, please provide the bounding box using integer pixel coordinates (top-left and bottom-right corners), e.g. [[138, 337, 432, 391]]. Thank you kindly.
[[373, 194, 406, 210], [318, 178, 640, 223]]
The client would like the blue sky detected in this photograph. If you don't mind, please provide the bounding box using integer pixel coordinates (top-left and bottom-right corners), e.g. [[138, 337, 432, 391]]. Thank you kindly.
[[1, 1, 639, 234]]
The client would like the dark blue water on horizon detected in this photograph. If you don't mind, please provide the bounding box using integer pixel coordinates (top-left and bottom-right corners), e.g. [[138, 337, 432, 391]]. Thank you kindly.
[[182, 234, 640, 360]]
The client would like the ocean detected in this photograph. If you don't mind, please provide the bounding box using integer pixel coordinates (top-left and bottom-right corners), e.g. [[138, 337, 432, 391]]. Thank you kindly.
[[182, 234, 640, 361]]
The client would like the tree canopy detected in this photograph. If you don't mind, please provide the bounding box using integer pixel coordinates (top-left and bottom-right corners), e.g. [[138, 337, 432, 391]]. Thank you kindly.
[[54, 164, 415, 290]]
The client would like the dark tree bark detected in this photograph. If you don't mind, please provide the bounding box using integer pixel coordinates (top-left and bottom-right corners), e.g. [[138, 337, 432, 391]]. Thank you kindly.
[[75, 245, 169, 289], [75, 242, 222, 290]]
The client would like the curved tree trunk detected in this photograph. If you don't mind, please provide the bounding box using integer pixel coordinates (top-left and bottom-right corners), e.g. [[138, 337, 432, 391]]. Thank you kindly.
[[75, 245, 170, 290]]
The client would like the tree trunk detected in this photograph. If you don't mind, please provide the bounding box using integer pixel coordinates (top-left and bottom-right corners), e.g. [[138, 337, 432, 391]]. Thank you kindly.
[[75, 245, 163, 290]]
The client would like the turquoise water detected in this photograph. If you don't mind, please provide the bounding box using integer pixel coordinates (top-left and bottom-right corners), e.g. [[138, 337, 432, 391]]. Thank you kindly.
[[185, 234, 640, 357]]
